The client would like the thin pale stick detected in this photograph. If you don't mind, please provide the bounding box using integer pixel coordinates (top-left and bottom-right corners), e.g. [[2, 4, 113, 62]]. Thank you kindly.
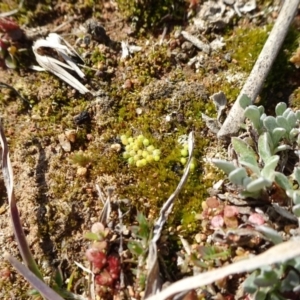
[[217, 0, 300, 140]]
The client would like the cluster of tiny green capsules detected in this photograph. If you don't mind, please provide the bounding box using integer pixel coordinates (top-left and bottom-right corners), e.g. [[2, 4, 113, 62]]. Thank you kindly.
[[120, 134, 161, 167], [180, 143, 196, 171]]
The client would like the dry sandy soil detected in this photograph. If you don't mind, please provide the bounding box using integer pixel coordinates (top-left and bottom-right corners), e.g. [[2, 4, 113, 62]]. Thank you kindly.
[[0, 0, 300, 299]]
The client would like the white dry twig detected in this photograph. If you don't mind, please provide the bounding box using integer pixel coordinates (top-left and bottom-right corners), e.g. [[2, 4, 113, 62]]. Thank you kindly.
[[217, 0, 300, 139], [0, 0, 24, 17], [121, 41, 142, 59], [32, 33, 91, 94], [146, 239, 300, 300], [4, 253, 64, 300], [144, 132, 194, 298], [181, 31, 211, 54]]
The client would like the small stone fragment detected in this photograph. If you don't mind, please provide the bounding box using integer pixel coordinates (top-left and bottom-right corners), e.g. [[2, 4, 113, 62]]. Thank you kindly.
[[290, 47, 300, 68], [77, 167, 87, 177], [65, 129, 76, 142], [74, 110, 91, 125], [111, 143, 121, 152], [248, 213, 265, 225], [58, 133, 71, 152], [181, 31, 211, 54]]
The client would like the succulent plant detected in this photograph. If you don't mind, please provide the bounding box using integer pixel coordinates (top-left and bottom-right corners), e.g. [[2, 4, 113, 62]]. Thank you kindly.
[[209, 95, 300, 298], [121, 134, 161, 167], [85, 222, 121, 296], [240, 96, 300, 149], [211, 96, 300, 199], [0, 17, 23, 69], [212, 135, 279, 198], [243, 257, 300, 299]]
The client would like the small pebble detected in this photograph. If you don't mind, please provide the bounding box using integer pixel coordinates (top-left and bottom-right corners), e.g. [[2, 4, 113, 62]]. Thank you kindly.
[[77, 167, 87, 177], [224, 52, 232, 62], [58, 133, 71, 152], [111, 143, 121, 152], [65, 129, 76, 143]]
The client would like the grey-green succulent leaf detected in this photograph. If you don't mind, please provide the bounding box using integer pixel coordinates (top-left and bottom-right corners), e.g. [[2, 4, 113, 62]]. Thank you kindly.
[[239, 159, 260, 176], [274, 172, 293, 191], [260, 113, 267, 123], [274, 144, 291, 153], [258, 105, 265, 116], [255, 225, 283, 244], [297, 137, 300, 148], [244, 106, 262, 131], [261, 155, 279, 180], [271, 127, 286, 146], [294, 167, 300, 186], [243, 271, 259, 294], [280, 269, 300, 292], [240, 190, 261, 198], [246, 177, 272, 192], [228, 167, 248, 186], [242, 176, 252, 187], [289, 128, 299, 141], [239, 94, 252, 109], [263, 116, 278, 133], [211, 159, 236, 175], [292, 204, 300, 217], [275, 102, 287, 116], [296, 110, 300, 121], [288, 189, 300, 206], [253, 271, 279, 287], [276, 116, 290, 133], [258, 133, 273, 163], [287, 111, 297, 129], [232, 137, 257, 164], [282, 107, 293, 119], [293, 192, 300, 206]]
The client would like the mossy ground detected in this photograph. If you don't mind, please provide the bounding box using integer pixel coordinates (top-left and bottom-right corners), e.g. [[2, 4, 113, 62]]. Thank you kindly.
[[0, 0, 300, 298]]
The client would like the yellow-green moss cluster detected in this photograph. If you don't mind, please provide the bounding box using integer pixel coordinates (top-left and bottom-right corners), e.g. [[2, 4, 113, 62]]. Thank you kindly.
[[179, 143, 188, 165], [179, 143, 196, 171], [121, 134, 161, 167], [116, 0, 186, 31], [226, 25, 270, 73]]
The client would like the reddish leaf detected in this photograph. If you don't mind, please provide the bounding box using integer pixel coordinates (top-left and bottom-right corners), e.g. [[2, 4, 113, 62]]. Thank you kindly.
[[95, 269, 113, 287], [0, 18, 20, 32], [211, 215, 224, 229], [107, 256, 120, 279], [85, 249, 107, 271], [206, 196, 220, 208], [224, 205, 239, 218], [248, 213, 265, 225]]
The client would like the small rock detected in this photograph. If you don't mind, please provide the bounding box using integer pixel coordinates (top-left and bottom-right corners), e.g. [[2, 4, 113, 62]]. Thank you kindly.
[[194, 233, 202, 243], [86, 133, 93, 141], [77, 167, 87, 177], [224, 52, 232, 62], [123, 79, 133, 89], [181, 41, 193, 51], [65, 129, 76, 143], [31, 114, 42, 120], [136, 107, 143, 115], [58, 133, 71, 152], [173, 29, 182, 39], [110, 143, 121, 152], [74, 111, 91, 125]]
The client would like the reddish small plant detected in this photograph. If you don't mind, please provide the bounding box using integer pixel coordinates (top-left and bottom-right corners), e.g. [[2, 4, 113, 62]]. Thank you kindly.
[[0, 18, 20, 33], [85, 222, 121, 298], [0, 17, 23, 69], [201, 197, 240, 230], [86, 248, 107, 272]]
